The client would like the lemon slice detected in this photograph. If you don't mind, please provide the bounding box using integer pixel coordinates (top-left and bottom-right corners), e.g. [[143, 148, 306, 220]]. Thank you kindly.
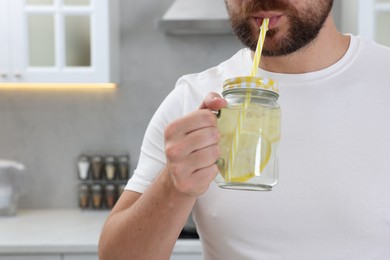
[[224, 131, 271, 182]]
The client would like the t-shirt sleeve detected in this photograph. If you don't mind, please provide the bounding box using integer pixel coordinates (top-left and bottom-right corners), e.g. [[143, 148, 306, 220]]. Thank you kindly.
[[125, 78, 188, 193]]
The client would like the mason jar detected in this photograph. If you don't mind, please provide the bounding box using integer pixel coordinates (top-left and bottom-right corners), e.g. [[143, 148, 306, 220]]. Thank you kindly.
[[215, 76, 281, 191]]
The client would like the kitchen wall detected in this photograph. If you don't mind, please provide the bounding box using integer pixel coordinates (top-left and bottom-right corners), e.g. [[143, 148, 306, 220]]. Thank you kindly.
[[0, 0, 242, 209], [0, 0, 346, 209]]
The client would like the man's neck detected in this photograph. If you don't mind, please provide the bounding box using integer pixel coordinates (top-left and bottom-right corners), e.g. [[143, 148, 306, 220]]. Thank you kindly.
[[258, 15, 350, 74]]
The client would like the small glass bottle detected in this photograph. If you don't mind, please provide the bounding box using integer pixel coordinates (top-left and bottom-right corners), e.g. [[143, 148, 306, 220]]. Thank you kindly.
[[215, 76, 281, 191], [77, 155, 90, 180], [117, 155, 129, 180], [91, 184, 103, 209], [104, 184, 117, 209], [78, 184, 90, 209], [104, 155, 117, 181], [91, 155, 103, 180]]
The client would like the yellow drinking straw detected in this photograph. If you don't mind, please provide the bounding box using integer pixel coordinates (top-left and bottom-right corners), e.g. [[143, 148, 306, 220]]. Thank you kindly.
[[246, 18, 269, 107], [250, 18, 269, 77], [226, 19, 269, 182]]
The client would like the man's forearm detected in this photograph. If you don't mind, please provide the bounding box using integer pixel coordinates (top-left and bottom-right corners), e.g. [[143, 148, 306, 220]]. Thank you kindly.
[[98, 168, 197, 260]]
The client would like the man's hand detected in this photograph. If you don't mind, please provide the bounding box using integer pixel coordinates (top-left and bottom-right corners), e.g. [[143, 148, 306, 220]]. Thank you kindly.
[[164, 92, 227, 196]]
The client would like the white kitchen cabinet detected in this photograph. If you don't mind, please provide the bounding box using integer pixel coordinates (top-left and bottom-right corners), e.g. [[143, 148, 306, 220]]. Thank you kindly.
[[0, 253, 200, 260], [63, 254, 98, 260], [171, 239, 202, 260], [0, 211, 202, 260], [0, 256, 61, 260], [0, 0, 119, 84], [0, 255, 98, 260], [170, 254, 202, 260], [358, 0, 390, 46]]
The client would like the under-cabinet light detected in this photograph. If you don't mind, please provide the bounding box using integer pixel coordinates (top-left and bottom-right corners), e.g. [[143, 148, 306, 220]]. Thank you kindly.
[[0, 83, 117, 90]]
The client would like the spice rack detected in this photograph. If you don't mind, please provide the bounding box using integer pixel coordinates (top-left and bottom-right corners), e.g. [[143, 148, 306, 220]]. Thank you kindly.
[[77, 153, 130, 210]]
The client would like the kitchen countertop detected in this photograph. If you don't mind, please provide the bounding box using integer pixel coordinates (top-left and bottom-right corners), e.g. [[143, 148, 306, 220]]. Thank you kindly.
[[0, 209, 201, 255]]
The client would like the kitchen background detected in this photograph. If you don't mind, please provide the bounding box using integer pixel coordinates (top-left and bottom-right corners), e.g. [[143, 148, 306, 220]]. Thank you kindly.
[[0, 0, 389, 210]]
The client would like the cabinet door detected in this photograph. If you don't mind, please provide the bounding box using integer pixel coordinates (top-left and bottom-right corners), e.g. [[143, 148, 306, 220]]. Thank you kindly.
[[170, 255, 202, 260], [375, 0, 390, 46], [63, 254, 98, 260], [358, 0, 390, 46], [0, 255, 61, 260], [0, 0, 10, 82], [9, 0, 113, 83]]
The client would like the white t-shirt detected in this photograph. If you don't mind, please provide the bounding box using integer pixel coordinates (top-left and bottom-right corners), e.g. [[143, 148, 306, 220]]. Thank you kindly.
[[126, 35, 390, 259]]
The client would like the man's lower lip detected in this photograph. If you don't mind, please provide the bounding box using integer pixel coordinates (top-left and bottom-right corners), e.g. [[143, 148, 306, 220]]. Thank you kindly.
[[255, 16, 281, 29]]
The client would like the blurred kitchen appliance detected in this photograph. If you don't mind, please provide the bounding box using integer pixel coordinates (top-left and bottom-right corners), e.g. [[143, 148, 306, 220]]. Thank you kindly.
[[180, 212, 199, 239], [0, 160, 26, 216]]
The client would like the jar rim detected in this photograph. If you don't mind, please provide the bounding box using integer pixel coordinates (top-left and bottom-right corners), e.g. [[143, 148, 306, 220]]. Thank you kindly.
[[223, 76, 278, 94]]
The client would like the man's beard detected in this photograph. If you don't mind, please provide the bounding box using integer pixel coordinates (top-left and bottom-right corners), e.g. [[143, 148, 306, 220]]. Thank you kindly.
[[226, 0, 334, 56]]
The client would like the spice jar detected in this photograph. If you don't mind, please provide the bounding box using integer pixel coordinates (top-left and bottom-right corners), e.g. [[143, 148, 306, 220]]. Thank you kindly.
[[78, 184, 90, 209], [104, 155, 117, 181], [91, 184, 103, 209], [117, 155, 129, 180], [104, 184, 116, 209], [77, 155, 90, 180], [91, 155, 103, 180], [215, 76, 281, 191]]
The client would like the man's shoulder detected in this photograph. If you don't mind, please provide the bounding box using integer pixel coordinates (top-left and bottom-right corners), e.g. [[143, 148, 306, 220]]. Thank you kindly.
[[357, 35, 390, 59]]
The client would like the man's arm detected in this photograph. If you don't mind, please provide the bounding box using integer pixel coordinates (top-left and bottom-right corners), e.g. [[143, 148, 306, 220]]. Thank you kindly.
[[98, 169, 197, 260], [98, 93, 227, 259]]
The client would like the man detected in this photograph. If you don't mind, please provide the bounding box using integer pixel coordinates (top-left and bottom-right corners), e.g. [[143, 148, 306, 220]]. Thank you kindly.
[[99, 0, 390, 259]]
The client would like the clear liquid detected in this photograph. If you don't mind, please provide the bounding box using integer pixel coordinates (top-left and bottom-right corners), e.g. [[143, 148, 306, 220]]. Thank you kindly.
[[216, 104, 281, 191]]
